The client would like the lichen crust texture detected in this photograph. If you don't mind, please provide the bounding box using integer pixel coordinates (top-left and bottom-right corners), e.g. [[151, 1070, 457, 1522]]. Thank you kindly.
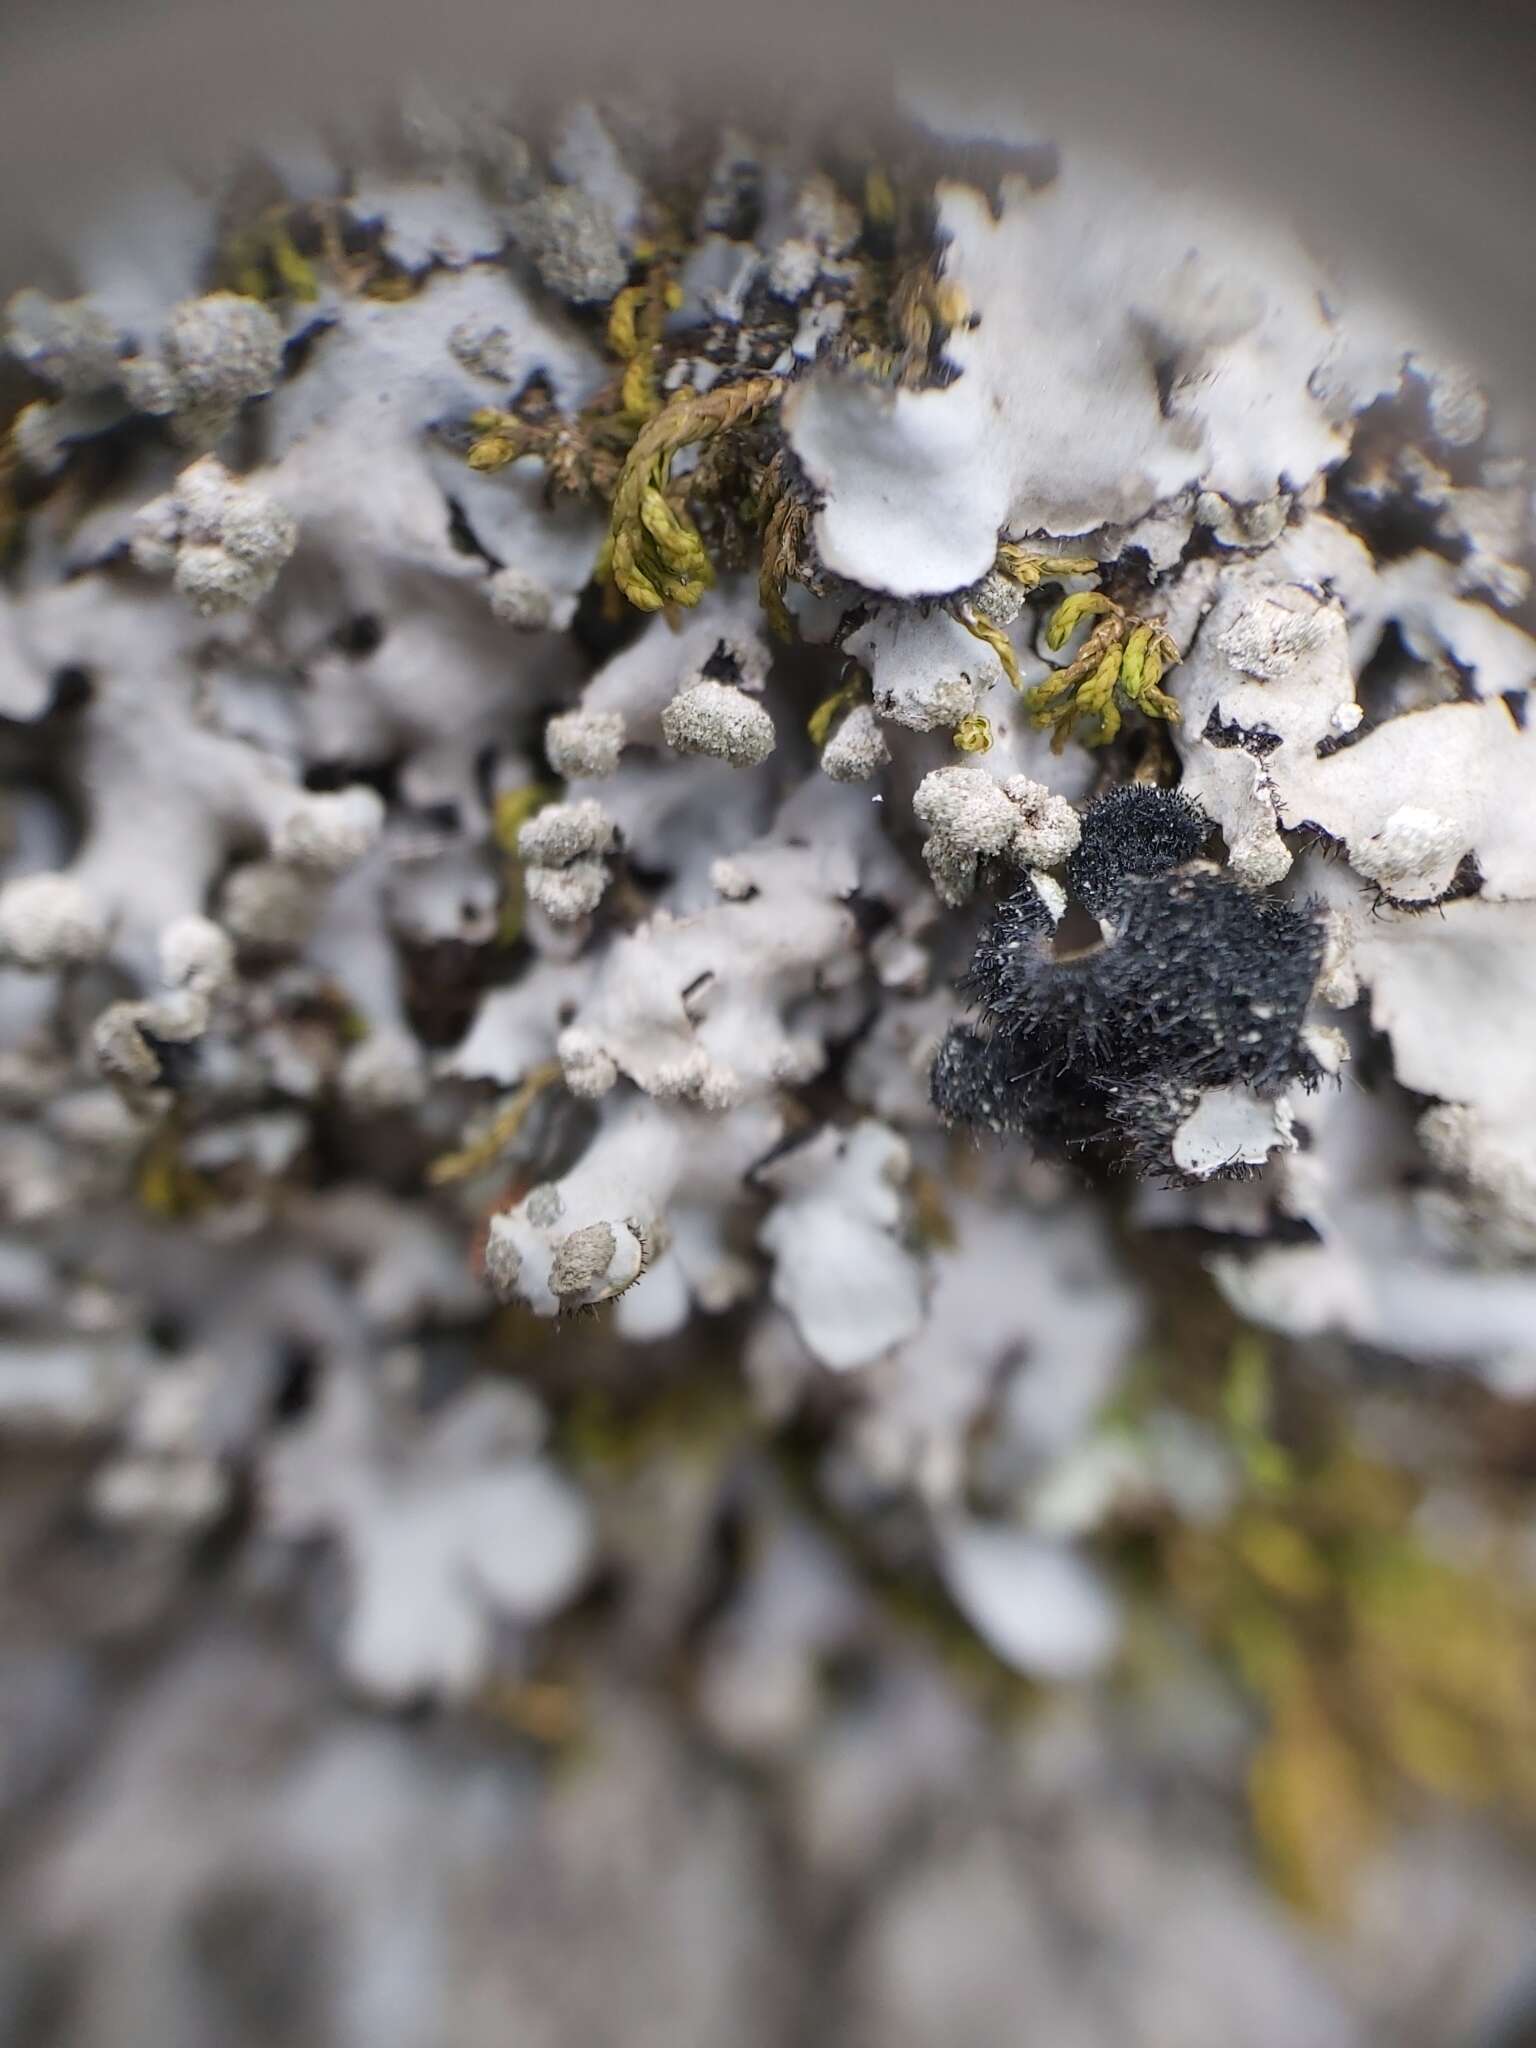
[[4, 77, 1536, 2042]]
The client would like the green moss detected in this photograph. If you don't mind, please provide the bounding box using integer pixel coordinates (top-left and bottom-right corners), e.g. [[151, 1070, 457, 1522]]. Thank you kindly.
[[215, 204, 321, 304], [1028, 595, 1180, 751], [459, 162, 962, 630], [558, 1375, 751, 1477], [135, 1120, 215, 1221], [1149, 1342, 1536, 1916], [952, 713, 993, 753], [491, 783, 558, 946], [599, 373, 783, 613], [806, 664, 869, 748]]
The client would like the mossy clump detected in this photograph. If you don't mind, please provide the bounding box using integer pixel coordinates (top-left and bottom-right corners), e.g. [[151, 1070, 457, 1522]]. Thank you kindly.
[[458, 149, 977, 629]]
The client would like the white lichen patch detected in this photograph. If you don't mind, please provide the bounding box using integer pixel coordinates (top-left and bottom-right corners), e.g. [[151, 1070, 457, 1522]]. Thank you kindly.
[[4, 95, 1536, 1845], [937, 1519, 1122, 1682], [264, 1372, 593, 1702], [787, 160, 1402, 596], [1171, 1085, 1296, 1180], [756, 1122, 924, 1372]]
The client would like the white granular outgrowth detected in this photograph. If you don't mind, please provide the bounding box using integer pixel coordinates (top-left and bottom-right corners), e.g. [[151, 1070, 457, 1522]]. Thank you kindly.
[[661, 681, 776, 766]]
